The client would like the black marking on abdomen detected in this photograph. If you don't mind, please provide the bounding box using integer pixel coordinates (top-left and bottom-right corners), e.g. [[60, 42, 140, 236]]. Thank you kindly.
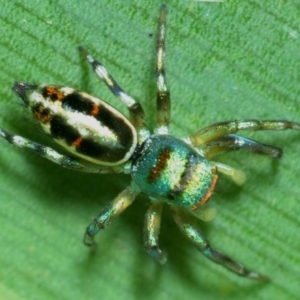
[[75, 138, 123, 161], [50, 115, 129, 162], [61, 92, 95, 115], [41, 86, 64, 101], [75, 136, 128, 162], [32, 103, 52, 123], [50, 115, 80, 145], [95, 105, 133, 149], [60, 93, 134, 151]]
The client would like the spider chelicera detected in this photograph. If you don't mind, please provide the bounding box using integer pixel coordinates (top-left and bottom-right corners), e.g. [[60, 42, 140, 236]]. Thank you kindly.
[[1, 5, 299, 281]]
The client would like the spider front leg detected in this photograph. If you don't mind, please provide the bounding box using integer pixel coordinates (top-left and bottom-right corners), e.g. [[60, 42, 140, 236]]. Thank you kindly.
[[155, 4, 170, 134], [200, 134, 283, 159], [171, 206, 269, 281], [144, 202, 167, 264], [0, 128, 115, 173], [84, 186, 139, 247], [189, 119, 300, 146], [78, 47, 148, 141]]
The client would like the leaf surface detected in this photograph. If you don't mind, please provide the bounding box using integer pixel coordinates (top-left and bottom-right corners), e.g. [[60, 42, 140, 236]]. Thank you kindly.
[[0, 1, 300, 300]]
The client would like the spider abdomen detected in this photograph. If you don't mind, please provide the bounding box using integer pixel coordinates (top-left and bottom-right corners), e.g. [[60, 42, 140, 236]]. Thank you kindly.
[[13, 82, 137, 166], [131, 135, 218, 210]]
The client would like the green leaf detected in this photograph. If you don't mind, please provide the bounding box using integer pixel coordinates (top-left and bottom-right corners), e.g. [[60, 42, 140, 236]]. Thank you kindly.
[[1, 1, 300, 300]]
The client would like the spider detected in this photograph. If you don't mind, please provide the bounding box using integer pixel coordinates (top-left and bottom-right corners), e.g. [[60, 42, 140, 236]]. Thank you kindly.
[[1, 5, 299, 281]]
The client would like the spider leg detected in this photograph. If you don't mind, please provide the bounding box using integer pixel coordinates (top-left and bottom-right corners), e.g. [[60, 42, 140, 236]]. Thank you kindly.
[[171, 206, 269, 281], [78, 47, 148, 142], [155, 4, 170, 135], [0, 128, 117, 173], [84, 186, 139, 246], [189, 119, 300, 146], [213, 162, 246, 186], [200, 134, 282, 159], [144, 202, 167, 264]]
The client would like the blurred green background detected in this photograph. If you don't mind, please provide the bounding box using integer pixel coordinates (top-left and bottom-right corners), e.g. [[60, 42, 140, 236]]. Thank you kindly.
[[1, 1, 300, 299]]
